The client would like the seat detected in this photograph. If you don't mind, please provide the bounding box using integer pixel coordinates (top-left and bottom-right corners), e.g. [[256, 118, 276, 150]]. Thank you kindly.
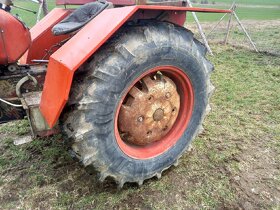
[[52, 0, 112, 36]]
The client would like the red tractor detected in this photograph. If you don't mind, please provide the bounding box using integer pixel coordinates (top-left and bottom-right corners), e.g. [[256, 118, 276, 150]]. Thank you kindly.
[[0, 0, 230, 187]]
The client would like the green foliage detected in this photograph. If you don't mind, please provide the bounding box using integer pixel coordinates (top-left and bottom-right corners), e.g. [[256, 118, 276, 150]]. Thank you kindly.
[[0, 119, 30, 135], [11, 0, 280, 27], [187, 6, 280, 22], [11, 0, 56, 26], [211, 0, 280, 6]]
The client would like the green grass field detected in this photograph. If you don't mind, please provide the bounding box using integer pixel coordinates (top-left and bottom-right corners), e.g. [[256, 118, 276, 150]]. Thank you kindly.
[[11, 0, 55, 26], [187, 6, 280, 22], [1, 0, 280, 209], [209, 0, 280, 6], [0, 44, 279, 209], [11, 0, 280, 26]]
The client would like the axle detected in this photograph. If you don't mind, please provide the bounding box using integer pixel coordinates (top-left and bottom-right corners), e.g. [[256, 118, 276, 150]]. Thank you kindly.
[[0, 64, 46, 123]]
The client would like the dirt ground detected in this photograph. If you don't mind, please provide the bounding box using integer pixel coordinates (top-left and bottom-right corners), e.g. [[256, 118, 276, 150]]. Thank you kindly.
[[0, 20, 279, 209]]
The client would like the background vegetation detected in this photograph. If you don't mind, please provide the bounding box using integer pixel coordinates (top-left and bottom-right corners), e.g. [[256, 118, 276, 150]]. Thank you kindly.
[[11, 0, 280, 26], [1, 0, 279, 209]]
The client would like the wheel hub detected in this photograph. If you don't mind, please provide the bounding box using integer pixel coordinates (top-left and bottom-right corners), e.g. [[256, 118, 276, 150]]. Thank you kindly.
[[118, 73, 180, 146], [153, 108, 164, 121]]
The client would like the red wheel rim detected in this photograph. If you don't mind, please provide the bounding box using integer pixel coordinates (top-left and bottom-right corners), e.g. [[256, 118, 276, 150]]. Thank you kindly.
[[114, 66, 194, 159]]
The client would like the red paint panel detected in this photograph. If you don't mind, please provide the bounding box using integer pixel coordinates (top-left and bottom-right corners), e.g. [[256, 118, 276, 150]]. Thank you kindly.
[[40, 6, 138, 127], [40, 5, 231, 128], [137, 5, 232, 13], [20, 8, 72, 64], [40, 57, 72, 125], [57, 0, 135, 5], [0, 10, 31, 65], [51, 6, 137, 70]]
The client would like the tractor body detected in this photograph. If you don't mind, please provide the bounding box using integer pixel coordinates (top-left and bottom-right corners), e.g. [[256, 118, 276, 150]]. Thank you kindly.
[[0, 0, 230, 134], [0, 10, 31, 65], [0, 0, 231, 186]]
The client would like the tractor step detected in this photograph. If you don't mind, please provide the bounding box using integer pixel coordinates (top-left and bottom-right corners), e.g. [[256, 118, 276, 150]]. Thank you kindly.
[[21, 91, 60, 137], [0, 64, 46, 123]]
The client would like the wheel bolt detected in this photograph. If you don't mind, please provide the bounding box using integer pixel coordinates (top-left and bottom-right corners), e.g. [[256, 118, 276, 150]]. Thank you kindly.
[[165, 92, 171, 98], [148, 96, 153, 101], [137, 116, 144, 122]]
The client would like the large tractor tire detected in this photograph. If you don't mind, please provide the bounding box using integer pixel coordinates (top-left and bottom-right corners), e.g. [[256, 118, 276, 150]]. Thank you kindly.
[[62, 21, 214, 187]]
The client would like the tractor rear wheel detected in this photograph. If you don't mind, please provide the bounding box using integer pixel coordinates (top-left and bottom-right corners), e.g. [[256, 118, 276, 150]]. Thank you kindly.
[[62, 21, 214, 187]]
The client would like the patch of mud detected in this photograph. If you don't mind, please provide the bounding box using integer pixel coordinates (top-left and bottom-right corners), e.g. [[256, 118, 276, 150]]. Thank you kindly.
[[231, 137, 280, 209]]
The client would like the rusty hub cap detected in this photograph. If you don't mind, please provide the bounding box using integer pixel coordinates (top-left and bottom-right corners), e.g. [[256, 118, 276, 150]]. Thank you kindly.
[[118, 73, 180, 146]]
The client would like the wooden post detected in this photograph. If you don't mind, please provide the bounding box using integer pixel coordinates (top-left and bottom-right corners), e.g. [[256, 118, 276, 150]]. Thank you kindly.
[[36, 2, 43, 23], [233, 11, 258, 52], [186, 0, 213, 56], [206, 13, 228, 38], [42, 0, 48, 16], [36, 0, 48, 23], [224, 5, 235, 44]]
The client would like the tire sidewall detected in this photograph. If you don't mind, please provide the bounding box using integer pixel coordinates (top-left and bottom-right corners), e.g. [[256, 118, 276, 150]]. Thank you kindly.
[[98, 45, 208, 178]]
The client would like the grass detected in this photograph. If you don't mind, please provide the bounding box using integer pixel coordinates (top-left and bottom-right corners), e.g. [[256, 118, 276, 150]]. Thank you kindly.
[[207, 0, 280, 6], [11, 0, 56, 26], [1, 1, 280, 209], [0, 119, 30, 135], [186, 19, 280, 55], [187, 5, 280, 22], [201, 0, 280, 6], [12, 0, 280, 27], [1, 38, 279, 209]]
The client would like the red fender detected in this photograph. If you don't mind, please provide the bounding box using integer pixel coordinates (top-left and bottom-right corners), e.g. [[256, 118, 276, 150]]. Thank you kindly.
[[40, 5, 231, 128], [20, 8, 72, 64], [0, 10, 31, 65]]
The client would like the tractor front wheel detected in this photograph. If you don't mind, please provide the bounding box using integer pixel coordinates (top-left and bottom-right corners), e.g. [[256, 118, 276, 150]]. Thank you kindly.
[[62, 21, 214, 187]]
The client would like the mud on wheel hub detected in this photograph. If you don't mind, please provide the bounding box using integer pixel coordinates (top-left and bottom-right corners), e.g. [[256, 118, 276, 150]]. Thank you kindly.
[[115, 66, 194, 159], [118, 73, 180, 145]]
